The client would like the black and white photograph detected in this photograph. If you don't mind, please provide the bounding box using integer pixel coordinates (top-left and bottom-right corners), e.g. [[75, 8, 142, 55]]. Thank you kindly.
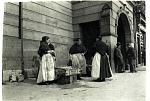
[[1, 0, 148, 101]]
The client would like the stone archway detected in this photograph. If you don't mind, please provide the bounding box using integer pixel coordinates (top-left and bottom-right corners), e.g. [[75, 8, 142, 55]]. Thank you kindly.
[[117, 13, 132, 43], [115, 6, 133, 43], [116, 12, 132, 69], [100, 3, 134, 72]]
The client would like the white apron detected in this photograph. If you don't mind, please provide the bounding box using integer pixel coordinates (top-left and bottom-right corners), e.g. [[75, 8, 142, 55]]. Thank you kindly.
[[91, 52, 101, 78], [37, 53, 55, 83], [70, 53, 86, 74], [91, 52, 113, 79]]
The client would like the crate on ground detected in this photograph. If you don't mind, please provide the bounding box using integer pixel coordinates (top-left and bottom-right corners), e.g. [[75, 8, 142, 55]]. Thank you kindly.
[[56, 75, 77, 85], [55, 66, 80, 76], [55, 66, 79, 84]]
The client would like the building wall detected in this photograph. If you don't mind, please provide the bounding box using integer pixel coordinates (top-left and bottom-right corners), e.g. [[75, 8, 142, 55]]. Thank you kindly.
[[3, 1, 137, 81], [111, 1, 134, 38], [3, 1, 73, 80], [135, 13, 146, 65], [110, 1, 134, 71], [72, 1, 111, 37], [72, 1, 134, 38], [72, 1, 134, 72]]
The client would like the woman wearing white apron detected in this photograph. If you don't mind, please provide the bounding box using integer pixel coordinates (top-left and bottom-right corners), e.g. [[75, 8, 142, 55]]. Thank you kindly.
[[91, 36, 113, 82], [69, 38, 87, 79], [37, 36, 56, 84]]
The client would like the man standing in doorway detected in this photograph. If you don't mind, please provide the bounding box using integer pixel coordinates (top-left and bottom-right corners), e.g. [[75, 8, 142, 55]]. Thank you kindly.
[[114, 42, 124, 73], [127, 43, 137, 73]]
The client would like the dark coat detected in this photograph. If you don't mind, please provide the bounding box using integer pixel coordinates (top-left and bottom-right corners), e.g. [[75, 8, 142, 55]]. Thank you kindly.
[[114, 47, 124, 65], [127, 47, 136, 59], [100, 54, 112, 79], [127, 47, 136, 72], [94, 40, 112, 79], [69, 43, 86, 55], [49, 43, 55, 50], [49, 43, 55, 57], [38, 42, 55, 57], [94, 40, 107, 56]]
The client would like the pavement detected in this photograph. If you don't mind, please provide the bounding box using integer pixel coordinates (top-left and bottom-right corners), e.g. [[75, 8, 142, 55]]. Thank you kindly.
[[2, 67, 146, 101]]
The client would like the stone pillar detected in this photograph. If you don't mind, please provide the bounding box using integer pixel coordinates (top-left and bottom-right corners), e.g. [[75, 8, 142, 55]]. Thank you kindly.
[[102, 36, 117, 73], [100, 4, 117, 73]]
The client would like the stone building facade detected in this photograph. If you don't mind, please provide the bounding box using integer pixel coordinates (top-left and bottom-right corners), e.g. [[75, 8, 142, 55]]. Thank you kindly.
[[72, 1, 135, 72], [3, 1, 145, 81], [134, 1, 146, 65], [3, 1, 73, 80]]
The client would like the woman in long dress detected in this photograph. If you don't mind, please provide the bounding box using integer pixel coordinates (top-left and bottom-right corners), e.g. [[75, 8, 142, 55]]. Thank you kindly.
[[91, 36, 113, 82], [69, 38, 87, 79], [37, 36, 56, 84]]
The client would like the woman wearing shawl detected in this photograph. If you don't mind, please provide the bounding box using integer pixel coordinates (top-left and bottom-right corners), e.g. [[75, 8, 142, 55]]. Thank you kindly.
[[69, 38, 87, 79], [91, 36, 113, 82], [37, 36, 56, 84]]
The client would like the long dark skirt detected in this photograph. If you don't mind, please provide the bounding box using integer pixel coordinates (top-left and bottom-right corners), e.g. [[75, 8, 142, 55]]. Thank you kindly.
[[100, 54, 112, 79], [91, 52, 112, 79]]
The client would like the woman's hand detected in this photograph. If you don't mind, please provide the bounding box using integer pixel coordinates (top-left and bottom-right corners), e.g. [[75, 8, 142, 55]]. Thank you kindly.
[[47, 50, 51, 53], [48, 50, 56, 57]]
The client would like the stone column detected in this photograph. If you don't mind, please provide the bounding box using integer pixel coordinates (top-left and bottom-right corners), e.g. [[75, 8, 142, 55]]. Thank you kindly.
[[102, 36, 117, 73], [100, 4, 117, 73]]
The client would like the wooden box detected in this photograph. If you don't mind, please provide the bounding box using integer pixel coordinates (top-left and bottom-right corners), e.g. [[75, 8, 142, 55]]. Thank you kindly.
[[55, 66, 79, 84], [55, 66, 80, 76], [56, 75, 77, 85]]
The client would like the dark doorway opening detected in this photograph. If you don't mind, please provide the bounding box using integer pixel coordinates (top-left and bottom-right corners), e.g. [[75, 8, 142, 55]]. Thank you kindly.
[[80, 20, 100, 65], [117, 15, 126, 65], [117, 13, 131, 69]]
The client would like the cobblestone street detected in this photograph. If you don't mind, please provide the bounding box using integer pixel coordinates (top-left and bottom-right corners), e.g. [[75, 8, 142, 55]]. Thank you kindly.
[[2, 67, 145, 101]]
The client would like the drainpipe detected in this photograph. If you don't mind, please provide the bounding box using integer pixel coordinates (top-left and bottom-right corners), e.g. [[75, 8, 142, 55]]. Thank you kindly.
[[19, 2, 24, 75]]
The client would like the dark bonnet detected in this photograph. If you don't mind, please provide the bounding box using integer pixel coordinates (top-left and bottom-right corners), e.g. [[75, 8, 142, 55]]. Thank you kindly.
[[42, 36, 49, 42]]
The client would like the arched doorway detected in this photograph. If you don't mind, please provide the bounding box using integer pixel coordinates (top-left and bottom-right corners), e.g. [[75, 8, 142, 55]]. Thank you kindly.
[[117, 13, 131, 69]]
